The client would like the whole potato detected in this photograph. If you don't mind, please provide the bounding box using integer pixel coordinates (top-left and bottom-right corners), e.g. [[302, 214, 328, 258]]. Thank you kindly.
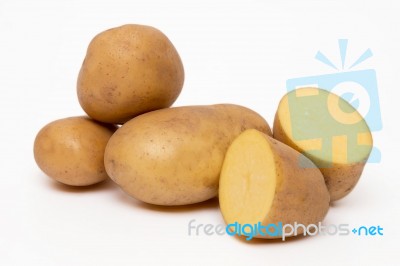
[[77, 24, 185, 124], [104, 104, 272, 205], [34, 117, 117, 186]]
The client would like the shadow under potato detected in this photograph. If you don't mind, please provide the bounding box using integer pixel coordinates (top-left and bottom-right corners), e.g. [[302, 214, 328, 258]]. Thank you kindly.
[[232, 231, 311, 245], [116, 190, 220, 213], [47, 177, 118, 193], [45, 174, 322, 244], [43, 170, 219, 211]]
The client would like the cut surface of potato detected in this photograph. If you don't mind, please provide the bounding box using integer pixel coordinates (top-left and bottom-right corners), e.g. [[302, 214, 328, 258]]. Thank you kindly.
[[220, 131, 276, 225], [219, 129, 330, 239], [273, 87, 373, 201]]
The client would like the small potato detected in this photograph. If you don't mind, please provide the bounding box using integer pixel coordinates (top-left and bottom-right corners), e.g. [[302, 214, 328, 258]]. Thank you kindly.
[[77, 24, 185, 124], [34, 117, 117, 186], [273, 87, 373, 201], [219, 129, 330, 240], [104, 104, 272, 206]]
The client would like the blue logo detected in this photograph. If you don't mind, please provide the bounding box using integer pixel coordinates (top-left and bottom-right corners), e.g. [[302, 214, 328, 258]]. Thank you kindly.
[[188, 219, 384, 241], [286, 39, 381, 164]]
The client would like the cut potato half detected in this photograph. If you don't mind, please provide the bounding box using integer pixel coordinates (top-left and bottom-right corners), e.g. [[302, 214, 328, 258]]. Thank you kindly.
[[273, 87, 373, 201], [219, 129, 330, 240]]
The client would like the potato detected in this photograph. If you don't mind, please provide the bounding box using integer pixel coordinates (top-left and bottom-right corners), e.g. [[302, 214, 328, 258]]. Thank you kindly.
[[77, 24, 184, 124], [104, 104, 272, 205], [273, 87, 373, 201], [219, 129, 330, 240], [34, 117, 117, 186]]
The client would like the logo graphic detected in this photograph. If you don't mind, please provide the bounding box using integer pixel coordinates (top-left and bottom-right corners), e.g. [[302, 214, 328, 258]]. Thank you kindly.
[[187, 219, 384, 241], [286, 39, 381, 164]]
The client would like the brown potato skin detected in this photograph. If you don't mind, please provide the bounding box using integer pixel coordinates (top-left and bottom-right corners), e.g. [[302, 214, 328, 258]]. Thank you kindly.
[[34, 117, 117, 186], [104, 104, 272, 206], [261, 135, 330, 238], [273, 113, 366, 201], [77, 24, 184, 124]]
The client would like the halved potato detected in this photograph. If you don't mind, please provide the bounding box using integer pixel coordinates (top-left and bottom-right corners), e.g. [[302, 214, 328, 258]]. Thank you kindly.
[[273, 87, 373, 201], [219, 129, 330, 240]]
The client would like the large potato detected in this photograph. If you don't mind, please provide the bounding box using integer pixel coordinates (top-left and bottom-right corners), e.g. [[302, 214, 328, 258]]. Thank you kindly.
[[104, 104, 272, 205], [219, 129, 330, 240], [273, 87, 373, 201], [77, 24, 184, 124], [34, 117, 116, 186]]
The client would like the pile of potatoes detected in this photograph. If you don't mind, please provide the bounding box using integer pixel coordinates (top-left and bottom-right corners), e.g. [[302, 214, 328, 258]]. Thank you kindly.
[[34, 24, 373, 240]]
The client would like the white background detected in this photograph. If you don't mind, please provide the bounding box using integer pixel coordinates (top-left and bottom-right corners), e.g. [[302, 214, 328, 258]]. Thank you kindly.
[[1, 0, 399, 265]]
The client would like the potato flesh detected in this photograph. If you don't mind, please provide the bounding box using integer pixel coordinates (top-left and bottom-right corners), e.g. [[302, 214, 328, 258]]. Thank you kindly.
[[219, 129, 330, 239], [273, 88, 373, 201], [276, 88, 372, 165], [219, 130, 276, 225]]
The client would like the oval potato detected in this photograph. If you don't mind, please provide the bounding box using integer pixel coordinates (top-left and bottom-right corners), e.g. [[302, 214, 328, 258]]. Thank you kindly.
[[77, 24, 184, 124], [104, 104, 272, 205], [34, 117, 117, 186]]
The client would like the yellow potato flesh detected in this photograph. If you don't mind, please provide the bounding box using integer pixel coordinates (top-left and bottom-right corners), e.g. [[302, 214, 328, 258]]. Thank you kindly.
[[275, 87, 372, 164], [219, 129, 330, 239], [273, 87, 373, 201], [219, 131, 276, 225]]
